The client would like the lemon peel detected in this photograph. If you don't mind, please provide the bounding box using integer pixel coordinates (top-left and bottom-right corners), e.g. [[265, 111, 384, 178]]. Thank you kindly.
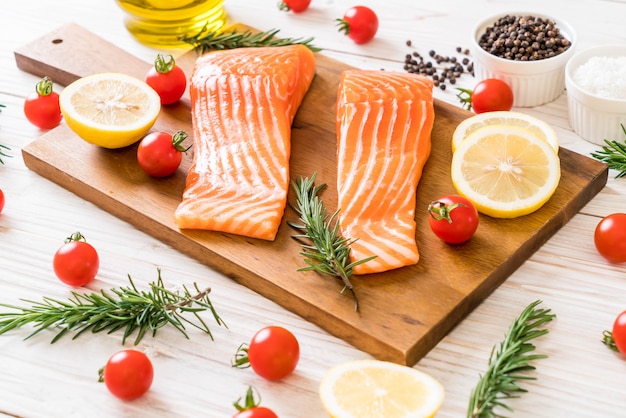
[[452, 110, 559, 154]]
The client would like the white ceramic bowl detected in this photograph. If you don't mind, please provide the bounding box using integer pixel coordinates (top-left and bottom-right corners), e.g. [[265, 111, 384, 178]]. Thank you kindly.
[[471, 12, 577, 107], [565, 44, 626, 145]]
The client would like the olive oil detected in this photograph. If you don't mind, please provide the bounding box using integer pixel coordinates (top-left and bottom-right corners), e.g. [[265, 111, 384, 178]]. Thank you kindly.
[[115, 0, 227, 48]]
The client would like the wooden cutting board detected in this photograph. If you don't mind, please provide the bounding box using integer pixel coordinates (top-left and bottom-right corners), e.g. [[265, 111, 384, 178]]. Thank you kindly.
[[16, 23, 608, 366]]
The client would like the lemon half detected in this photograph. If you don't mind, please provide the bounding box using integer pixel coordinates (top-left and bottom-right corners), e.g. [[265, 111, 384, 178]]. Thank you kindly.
[[451, 124, 561, 218], [452, 111, 559, 154], [319, 359, 445, 418], [60, 72, 161, 149]]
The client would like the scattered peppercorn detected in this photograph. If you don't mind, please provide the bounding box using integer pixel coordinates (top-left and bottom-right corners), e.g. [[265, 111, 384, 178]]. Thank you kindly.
[[402, 41, 475, 91], [478, 14, 571, 61]]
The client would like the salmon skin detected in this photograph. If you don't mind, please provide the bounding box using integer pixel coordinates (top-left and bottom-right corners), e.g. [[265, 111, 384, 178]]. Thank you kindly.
[[174, 45, 316, 241], [336, 70, 435, 274]]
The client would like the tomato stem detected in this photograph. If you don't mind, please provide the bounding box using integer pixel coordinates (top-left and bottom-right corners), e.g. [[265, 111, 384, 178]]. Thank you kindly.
[[65, 231, 87, 244], [35, 77, 54, 97], [336, 19, 350, 35], [231, 343, 251, 369], [428, 201, 465, 223], [602, 330, 619, 352], [233, 386, 262, 411], [97, 366, 105, 383], [172, 130, 192, 153], [153, 54, 176, 74], [455, 87, 473, 110]]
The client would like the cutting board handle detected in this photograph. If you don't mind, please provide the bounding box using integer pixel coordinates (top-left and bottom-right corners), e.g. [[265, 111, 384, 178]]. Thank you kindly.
[[15, 23, 154, 86]]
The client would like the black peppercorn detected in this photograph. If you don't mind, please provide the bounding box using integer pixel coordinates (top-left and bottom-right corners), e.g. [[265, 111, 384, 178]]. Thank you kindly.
[[478, 14, 571, 61]]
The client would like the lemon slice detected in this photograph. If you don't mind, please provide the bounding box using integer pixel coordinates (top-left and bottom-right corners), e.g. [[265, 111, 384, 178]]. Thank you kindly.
[[452, 111, 559, 153], [319, 359, 445, 418], [60, 73, 161, 149], [451, 124, 561, 218]]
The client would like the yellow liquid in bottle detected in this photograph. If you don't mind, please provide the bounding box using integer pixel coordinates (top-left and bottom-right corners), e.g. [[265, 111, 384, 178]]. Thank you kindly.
[[115, 0, 227, 48]]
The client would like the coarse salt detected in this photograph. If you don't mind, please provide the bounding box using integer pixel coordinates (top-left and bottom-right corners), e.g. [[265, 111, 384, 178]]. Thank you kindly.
[[572, 55, 626, 100]]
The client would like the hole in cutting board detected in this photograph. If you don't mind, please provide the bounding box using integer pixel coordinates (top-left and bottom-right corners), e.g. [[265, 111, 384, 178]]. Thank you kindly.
[[52, 38, 63, 44]]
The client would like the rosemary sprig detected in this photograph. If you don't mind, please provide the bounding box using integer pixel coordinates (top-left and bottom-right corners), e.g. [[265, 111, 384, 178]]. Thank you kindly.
[[0, 270, 226, 345], [180, 26, 321, 54], [467, 300, 555, 418], [287, 174, 375, 312], [591, 124, 626, 178], [0, 143, 10, 165]]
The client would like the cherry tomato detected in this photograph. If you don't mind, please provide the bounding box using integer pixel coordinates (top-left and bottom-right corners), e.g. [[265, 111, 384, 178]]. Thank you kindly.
[[100, 350, 154, 400], [23, 77, 62, 129], [234, 408, 278, 418], [137, 130, 190, 177], [277, 0, 311, 13], [0, 189, 4, 214], [428, 195, 479, 244], [594, 213, 626, 263], [457, 78, 514, 114], [145, 54, 187, 105], [337, 6, 379, 44], [233, 326, 300, 381], [233, 386, 278, 418], [52, 232, 99, 287], [612, 311, 626, 354]]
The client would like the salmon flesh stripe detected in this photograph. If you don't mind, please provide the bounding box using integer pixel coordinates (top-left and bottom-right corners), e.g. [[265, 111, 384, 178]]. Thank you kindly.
[[174, 45, 316, 241], [336, 70, 434, 274]]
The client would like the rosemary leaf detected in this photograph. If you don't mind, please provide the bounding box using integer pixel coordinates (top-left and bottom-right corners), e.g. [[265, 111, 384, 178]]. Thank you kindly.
[[591, 124, 626, 178], [288, 173, 375, 311], [0, 143, 11, 165], [0, 270, 227, 345], [467, 300, 555, 418], [180, 26, 321, 54]]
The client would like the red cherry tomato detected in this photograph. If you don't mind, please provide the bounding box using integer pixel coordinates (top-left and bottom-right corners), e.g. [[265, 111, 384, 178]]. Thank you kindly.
[[428, 195, 479, 244], [52, 232, 99, 287], [137, 130, 190, 177], [23, 77, 62, 129], [145, 54, 187, 105], [337, 6, 379, 44], [101, 350, 154, 400], [457, 78, 514, 114], [277, 0, 311, 13], [0, 189, 4, 214], [594, 213, 626, 263], [234, 326, 300, 381], [612, 311, 626, 355], [233, 386, 278, 418], [234, 408, 278, 418]]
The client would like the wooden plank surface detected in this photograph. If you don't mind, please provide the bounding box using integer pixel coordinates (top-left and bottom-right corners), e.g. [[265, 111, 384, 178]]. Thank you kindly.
[[17, 23, 608, 366]]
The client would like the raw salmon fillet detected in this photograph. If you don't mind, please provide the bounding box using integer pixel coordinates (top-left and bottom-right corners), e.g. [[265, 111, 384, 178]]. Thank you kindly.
[[174, 45, 316, 240], [336, 70, 434, 274]]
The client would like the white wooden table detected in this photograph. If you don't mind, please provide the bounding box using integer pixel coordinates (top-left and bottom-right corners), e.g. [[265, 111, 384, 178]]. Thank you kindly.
[[1, 0, 626, 417]]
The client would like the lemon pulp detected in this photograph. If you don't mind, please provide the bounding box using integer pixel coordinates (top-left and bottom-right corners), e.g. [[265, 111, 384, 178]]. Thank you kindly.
[[451, 124, 561, 218], [60, 73, 161, 149], [319, 360, 444, 418]]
